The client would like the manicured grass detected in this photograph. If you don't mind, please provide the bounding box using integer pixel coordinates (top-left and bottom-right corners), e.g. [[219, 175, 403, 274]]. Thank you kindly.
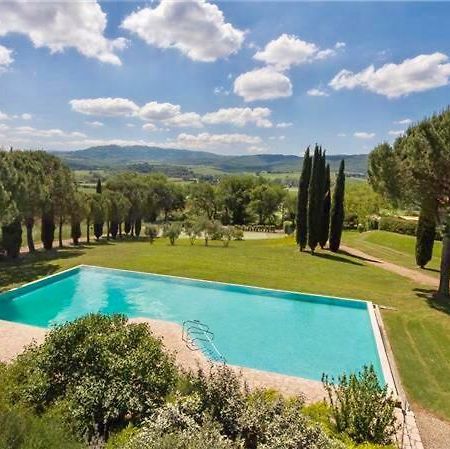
[[1, 236, 449, 422], [343, 230, 442, 277]]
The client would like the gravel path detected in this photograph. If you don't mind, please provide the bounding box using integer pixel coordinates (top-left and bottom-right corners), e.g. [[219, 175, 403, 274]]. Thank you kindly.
[[415, 409, 450, 449], [339, 244, 438, 287]]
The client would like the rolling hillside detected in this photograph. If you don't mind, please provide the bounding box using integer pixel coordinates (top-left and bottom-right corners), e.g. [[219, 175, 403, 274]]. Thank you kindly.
[[52, 145, 369, 176]]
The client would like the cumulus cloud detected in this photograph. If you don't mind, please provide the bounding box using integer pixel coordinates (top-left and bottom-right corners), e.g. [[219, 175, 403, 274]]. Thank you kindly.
[[254, 34, 340, 70], [70, 98, 139, 117], [202, 107, 272, 128], [354, 132, 375, 139], [307, 88, 329, 97], [0, 2, 126, 65], [86, 121, 104, 127], [276, 122, 293, 128], [14, 126, 86, 139], [0, 45, 14, 70], [0, 111, 9, 121], [234, 67, 292, 102], [394, 118, 412, 125], [139, 101, 181, 121], [175, 132, 261, 150], [142, 123, 158, 132], [121, 0, 244, 62], [163, 112, 203, 128], [20, 113, 32, 120], [329, 53, 450, 98]]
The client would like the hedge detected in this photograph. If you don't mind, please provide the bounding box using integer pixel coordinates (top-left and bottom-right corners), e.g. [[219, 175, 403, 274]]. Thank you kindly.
[[379, 217, 417, 236]]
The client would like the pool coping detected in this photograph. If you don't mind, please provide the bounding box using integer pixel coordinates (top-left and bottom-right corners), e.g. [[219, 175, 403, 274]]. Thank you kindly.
[[0, 263, 398, 394]]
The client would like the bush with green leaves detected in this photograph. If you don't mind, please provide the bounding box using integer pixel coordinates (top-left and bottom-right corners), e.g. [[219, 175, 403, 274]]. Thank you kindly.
[[8, 314, 177, 441], [283, 220, 294, 235], [322, 365, 397, 445], [222, 226, 234, 247], [378, 216, 416, 236], [163, 222, 182, 245], [144, 224, 159, 244], [233, 227, 244, 241]]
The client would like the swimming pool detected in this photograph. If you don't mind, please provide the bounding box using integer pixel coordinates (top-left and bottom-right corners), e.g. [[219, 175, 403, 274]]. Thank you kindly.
[[0, 265, 388, 383]]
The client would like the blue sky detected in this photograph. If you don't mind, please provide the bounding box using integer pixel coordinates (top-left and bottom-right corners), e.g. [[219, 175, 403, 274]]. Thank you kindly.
[[0, 1, 449, 155]]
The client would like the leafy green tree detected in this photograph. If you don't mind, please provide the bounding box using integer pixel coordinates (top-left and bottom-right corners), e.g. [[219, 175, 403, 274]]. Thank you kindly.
[[144, 224, 159, 244], [163, 222, 182, 245], [188, 182, 218, 220], [217, 175, 255, 225], [319, 164, 331, 249], [296, 147, 312, 251], [249, 181, 286, 224], [91, 193, 106, 241], [329, 160, 346, 252], [70, 191, 89, 245], [1, 219, 22, 258], [307, 146, 323, 254]]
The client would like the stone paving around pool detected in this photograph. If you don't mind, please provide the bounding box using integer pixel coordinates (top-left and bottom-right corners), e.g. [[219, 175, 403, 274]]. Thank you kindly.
[[0, 317, 425, 449]]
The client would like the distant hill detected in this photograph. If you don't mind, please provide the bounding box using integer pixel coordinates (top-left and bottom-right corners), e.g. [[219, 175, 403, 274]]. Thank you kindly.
[[52, 145, 368, 176]]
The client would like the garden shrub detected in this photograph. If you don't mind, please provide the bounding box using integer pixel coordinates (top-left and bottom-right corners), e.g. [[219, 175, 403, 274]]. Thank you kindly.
[[378, 216, 416, 236], [233, 227, 244, 240], [283, 220, 294, 235], [8, 314, 177, 441], [144, 224, 159, 244], [343, 213, 358, 230], [322, 365, 397, 445], [222, 226, 234, 247], [163, 222, 182, 245]]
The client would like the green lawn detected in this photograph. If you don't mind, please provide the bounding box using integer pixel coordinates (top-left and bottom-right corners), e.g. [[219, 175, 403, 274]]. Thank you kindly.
[[1, 236, 449, 422], [343, 230, 442, 277]]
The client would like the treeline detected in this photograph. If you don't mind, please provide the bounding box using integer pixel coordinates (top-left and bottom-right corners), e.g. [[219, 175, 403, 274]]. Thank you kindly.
[[0, 150, 293, 258], [368, 107, 450, 296], [295, 145, 345, 254]]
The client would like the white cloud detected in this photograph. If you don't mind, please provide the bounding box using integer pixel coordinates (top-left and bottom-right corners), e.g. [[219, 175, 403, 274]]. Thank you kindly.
[[142, 123, 158, 132], [307, 88, 329, 97], [246, 146, 267, 154], [126, 123, 136, 128], [0, 111, 9, 121], [139, 101, 181, 121], [276, 122, 293, 128], [0, 2, 126, 65], [70, 98, 139, 117], [354, 132, 375, 139], [175, 132, 261, 150], [86, 121, 104, 127], [388, 130, 404, 137], [213, 86, 230, 96], [394, 118, 412, 125], [0, 45, 14, 70], [202, 107, 272, 128], [337, 133, 346, 137], [14, 126, 86, 139], [121, 0, 244, 62], [163, 112, 203, 128], [253, 34, 340, 70], [335, 42, 346, 49], [234, 67, 292, 102], [329, 53, 450, 98], [20, 113, 32, 120]]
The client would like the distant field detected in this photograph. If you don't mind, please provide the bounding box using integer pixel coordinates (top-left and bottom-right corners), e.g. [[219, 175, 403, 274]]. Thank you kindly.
[[343, 230, 442, 277]]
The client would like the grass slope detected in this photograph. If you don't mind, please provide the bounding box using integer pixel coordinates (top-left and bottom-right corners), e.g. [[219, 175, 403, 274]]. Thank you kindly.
[[1, 236, 449, 421], [343, 230, 442, 277]]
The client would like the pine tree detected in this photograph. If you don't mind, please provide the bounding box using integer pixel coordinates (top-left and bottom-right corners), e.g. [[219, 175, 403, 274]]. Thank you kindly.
[[416, 199, 437, 268], [307, 145, 322, 254], [329, 160, 345, 252], [296, 147, 312, 251], [319, 164, 331, 249]]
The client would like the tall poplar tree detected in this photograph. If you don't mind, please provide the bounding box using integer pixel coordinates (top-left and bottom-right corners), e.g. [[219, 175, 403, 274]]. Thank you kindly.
[[329, 160, 346, 252], [307, 145, 322, 254], [319, 164, 331, 249], [296, 147, 311, 251]]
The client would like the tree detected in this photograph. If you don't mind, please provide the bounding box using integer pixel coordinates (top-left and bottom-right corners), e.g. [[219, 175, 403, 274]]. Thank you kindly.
[[1, 219, 22, 258], [319, 164, 331, 249], [70, 191, 89, 245], [329, 160, 345, 252], [91, 194, 106, 241], [96, 178, 102, 194], [415, 198, 438, 268], [217, 175, 255, 224], [188, 182, 217, 219], [163, 222, 182, 245], [307, 146, 323, 254], [296, 147, 312, 251], [249, 181, 286, 224], [368, 109, 450, 296]]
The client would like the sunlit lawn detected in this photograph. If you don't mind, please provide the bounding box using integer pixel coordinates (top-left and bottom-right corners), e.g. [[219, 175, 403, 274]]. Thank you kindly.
[[1, 235, 449, 421], [343, 230, 442, 277]]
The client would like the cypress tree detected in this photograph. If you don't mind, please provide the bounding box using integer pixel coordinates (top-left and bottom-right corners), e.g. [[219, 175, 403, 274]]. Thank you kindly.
[[319, 164, 331, 249], [416, 199, 437, 268], [296, 147, 312, 251], [96, 179, 102, 194], [1, 219, 22, 258], [94, 181, 104, 240], [307, 145, 322, 254], [329, 160, 345, 252], [71, 221, 81, 245], [41, 211, 55, 250]]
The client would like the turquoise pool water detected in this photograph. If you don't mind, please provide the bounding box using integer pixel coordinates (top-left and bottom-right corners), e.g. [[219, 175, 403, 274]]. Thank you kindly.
[[0, 266, 384, 382]]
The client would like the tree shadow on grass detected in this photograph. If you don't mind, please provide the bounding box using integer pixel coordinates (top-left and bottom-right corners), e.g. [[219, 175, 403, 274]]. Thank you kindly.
[[0, 248, 86, 291], [422, 266, 440, 274], [337, 249, 381, 264], [314, 251, 364, 266], [414, 287, 450, 316]]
